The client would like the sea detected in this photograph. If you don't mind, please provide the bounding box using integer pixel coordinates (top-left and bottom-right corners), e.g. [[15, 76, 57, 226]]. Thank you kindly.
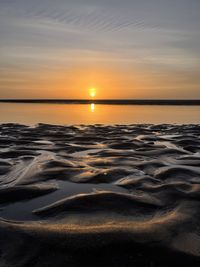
[[0, 102, 199, 125]]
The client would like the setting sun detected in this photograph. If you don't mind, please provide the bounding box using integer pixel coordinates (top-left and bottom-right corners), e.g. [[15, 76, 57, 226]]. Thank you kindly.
[[90, 88, 96, 98]]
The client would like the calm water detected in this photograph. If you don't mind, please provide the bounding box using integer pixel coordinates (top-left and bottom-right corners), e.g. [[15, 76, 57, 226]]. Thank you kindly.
[[0, 103, 199, 125]]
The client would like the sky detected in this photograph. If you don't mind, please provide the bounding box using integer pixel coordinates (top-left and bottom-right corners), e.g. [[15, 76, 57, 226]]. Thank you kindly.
[[0, 0, 200, 99]]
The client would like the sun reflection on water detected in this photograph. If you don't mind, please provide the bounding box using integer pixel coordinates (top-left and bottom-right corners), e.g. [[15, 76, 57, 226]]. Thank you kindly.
[[90, 103, 95, 112]]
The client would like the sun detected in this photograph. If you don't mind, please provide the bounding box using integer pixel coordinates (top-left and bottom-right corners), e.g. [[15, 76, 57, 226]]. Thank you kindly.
[[89, 88, 96, 98]]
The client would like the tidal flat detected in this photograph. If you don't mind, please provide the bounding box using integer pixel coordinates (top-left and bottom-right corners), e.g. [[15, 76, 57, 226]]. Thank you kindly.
[[0, 123, 200, 266]]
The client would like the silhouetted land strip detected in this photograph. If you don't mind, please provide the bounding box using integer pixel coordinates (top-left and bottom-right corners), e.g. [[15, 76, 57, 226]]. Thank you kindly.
[[0, 99, 200, 105]]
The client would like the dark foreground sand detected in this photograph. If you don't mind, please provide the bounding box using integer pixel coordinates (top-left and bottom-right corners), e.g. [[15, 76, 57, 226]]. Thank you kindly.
[[0, 123, 200, 266]]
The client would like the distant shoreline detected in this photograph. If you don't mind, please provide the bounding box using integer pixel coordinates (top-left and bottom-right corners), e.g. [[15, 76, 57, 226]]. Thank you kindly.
[[0, 99, 200, 105]]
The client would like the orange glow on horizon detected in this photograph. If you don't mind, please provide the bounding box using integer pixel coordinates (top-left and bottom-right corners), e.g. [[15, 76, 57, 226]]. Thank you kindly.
[[3, 64, 198, 100]]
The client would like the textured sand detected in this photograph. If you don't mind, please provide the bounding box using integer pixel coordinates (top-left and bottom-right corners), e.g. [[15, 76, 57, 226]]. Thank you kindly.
[[0, 123, 200, 266]]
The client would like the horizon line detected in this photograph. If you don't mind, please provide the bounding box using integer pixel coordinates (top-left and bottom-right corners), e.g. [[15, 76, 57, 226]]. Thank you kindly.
[[0, 99, 200, 105]]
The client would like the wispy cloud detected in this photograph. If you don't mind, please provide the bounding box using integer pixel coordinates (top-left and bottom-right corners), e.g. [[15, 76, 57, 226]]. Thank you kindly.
[[0, 0, 200, 98]]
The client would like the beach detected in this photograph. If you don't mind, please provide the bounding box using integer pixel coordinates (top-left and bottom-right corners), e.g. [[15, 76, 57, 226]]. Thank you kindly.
[[1, 0, 200, 265], [0, 123, 200, 266]]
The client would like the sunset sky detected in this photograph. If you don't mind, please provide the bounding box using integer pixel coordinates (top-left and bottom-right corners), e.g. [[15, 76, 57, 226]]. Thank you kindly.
[[0, 0, 200, 99]]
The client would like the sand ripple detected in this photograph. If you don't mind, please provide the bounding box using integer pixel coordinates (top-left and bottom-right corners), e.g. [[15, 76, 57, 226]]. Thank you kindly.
[[0, 124, 200, 266]]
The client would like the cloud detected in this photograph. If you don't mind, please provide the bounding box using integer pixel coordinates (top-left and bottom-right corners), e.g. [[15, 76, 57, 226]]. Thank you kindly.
[[0, 0, 200, 98]]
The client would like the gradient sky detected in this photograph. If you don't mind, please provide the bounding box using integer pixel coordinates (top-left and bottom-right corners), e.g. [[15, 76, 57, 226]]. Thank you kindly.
[[0, 0, 200, 99]]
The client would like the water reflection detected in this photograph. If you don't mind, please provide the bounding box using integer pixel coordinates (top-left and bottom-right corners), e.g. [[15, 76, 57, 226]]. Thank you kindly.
[[0, 103, 199, 125], [90, 103, 95, 112]]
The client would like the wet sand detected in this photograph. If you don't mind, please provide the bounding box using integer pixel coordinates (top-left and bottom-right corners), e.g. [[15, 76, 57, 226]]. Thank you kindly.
[[0, 123, 200, 266]]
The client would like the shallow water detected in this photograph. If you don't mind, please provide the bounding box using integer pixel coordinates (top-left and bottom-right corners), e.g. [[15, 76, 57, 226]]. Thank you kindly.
[[0, 180, 127, 221], [0, 103, 199, 124]]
